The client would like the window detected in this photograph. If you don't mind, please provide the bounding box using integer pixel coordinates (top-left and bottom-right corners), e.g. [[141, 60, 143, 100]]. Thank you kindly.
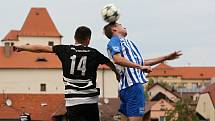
[[151, 119, 159, 121], [194, 96, 199, 101], [160, 116, 166, 121], [181, 83, 186, 88], [48, 41, 54, 46], [4, 42, 10, 46], [40, 83, 46, 92], [192, 83, 198, 88], [11, 42, 14, 46]]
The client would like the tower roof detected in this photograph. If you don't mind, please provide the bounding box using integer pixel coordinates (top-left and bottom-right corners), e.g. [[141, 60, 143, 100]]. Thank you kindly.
[[18, 8, 61, 37]]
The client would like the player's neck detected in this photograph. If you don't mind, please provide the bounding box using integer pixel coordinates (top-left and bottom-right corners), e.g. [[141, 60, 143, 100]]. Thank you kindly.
[[115, 33, 125, 39], [116, 34, 125, 38], [75, 42, 88, 47]]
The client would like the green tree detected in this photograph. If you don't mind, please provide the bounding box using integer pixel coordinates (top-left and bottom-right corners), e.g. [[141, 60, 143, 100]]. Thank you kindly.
[[165, 98, 200, 121], [159, 81, 172, 90], [145, 78, 154, 90], [144, 78, 154, 100]]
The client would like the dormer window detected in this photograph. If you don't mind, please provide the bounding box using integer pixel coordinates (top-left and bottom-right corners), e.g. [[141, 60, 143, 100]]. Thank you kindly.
[[36, 57, 47, 62], [35, 12, 40, 15]]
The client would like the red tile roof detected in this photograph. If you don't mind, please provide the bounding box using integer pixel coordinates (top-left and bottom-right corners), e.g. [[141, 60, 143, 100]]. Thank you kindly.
[[52, 102, 66, 117], [2, 30, 20, 41], [148, 63, 215, 80], [18, 8, 61, 37], [202, 83, 215, 107], [0, 95, 120, 121], [0, 47, 61, 69], [0, 94, 65, 121], [99, 98, 120, 121]]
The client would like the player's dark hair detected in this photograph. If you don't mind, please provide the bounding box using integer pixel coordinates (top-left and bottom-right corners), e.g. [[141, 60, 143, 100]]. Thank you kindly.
[[74, 26, 91, 43], [103, 22, 117, 39]]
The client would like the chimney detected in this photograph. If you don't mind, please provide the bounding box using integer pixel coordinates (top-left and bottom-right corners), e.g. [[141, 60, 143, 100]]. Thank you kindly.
[[4, 42, 12, 57]]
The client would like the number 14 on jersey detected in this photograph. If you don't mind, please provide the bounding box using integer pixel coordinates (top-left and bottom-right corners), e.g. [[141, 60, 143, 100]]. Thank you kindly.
[[70, 55, 87, 76]]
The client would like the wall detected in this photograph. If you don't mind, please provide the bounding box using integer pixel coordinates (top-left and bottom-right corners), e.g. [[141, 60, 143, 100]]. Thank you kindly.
[[196, 93, 215, 120], [97, 69, 119, 98], [0, 69, 64, 94], [18, 36, 61, 45], [0, 68, 119, 98]]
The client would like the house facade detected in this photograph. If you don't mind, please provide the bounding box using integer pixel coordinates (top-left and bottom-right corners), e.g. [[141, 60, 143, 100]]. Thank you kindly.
[[147, 63, 215, 89], [143, 84, 178, 121], [196, 83, 215, 121]]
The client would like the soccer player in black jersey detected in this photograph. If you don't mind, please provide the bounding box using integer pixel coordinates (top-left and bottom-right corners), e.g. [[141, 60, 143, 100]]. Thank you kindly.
[[14, 26, 119, 121]]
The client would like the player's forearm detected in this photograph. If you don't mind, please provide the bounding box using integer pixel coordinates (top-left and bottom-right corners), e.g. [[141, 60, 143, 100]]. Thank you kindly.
[[16, 45, 53, 53], [113, 56, 141, 69], [144, 56, 167, 66], [17, 45, 39, 52], [106, 62, 118, 74]]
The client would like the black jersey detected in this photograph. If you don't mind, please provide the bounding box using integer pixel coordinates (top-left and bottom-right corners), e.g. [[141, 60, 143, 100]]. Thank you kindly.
[[53, 45, 110, 106]]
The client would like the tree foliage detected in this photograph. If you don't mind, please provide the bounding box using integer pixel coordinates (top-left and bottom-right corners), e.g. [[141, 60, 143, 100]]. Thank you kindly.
[[165, 98, 200, 121]]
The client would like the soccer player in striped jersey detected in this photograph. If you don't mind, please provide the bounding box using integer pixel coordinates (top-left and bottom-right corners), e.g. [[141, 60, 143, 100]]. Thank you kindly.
[[103, 22, 182, 121], [14, 26, 119, 121]]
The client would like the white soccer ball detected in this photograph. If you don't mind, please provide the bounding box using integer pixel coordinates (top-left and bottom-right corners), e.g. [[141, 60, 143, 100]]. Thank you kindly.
[[101, 4, 120, 23]]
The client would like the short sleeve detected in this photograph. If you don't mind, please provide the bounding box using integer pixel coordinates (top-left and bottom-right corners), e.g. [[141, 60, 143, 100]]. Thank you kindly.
[[53, 45, 62, 55], [52, 45, 66, 60], [107, 36, 121, 57]]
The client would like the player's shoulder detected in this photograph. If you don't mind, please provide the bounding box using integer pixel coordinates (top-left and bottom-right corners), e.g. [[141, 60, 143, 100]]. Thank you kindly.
[[52, 44, 64, 50], [86, 46, 99, 52], [53, 44, 70, 48], [107, 36, 121, 47], [108, 36, 120, 43]]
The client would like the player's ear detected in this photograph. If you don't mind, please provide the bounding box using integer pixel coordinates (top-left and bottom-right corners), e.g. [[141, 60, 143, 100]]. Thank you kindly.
[[112, 27, 117, 32], [84, 38, 90, 46]]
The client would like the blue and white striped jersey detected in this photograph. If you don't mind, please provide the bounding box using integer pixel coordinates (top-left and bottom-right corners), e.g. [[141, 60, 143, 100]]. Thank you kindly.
[[107, 36, 148, 90]]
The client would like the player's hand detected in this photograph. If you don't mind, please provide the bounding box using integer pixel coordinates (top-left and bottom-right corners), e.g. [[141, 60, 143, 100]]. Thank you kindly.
[[165, 51, 182, 60], [115, 72, 120, 82], [139, 66, 152, 73]]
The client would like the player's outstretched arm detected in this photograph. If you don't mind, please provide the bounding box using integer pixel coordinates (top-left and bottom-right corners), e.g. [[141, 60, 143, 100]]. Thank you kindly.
[[113, 53, 152, 73], [144, 51, 182, 66], [14, 45, 53, 53]]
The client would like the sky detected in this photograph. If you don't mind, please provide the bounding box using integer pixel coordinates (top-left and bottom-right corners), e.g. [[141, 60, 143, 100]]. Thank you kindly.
[[1, 0, 215, 66]]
